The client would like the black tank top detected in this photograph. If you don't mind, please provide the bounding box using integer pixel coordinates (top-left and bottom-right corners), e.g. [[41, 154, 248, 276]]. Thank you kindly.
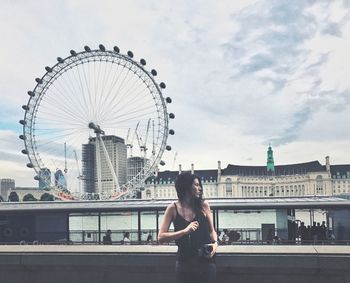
[[173, 202, 212, 260]]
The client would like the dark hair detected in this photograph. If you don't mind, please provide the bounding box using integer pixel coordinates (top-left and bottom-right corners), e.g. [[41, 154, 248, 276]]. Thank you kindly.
[[175, 172, 203, 214]]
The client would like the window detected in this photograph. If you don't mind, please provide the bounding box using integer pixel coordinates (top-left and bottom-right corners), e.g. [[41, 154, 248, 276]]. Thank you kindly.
[[316, 175, 323, 194], [225, 178, 233, 197]]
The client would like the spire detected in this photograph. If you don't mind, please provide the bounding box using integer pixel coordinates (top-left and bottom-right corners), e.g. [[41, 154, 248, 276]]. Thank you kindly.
[[267, 144, 275, 172]]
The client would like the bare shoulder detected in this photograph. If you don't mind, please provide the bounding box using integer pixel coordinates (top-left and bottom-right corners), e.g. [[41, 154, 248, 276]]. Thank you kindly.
[[202, 200, 210, 209], [165, 202, 177, 218], [202, 200, 211, 215]]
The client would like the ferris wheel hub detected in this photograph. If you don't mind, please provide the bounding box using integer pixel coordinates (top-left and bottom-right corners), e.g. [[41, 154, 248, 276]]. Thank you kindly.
[[88, 122, 104, 135]]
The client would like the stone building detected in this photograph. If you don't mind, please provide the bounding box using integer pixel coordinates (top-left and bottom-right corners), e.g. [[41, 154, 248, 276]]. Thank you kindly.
[[142, 146, 350, 199]]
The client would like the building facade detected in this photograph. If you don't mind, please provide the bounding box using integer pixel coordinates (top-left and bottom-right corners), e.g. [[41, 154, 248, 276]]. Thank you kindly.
[[82, 135, 127, 194], [0, 178, 15, 200], [38, 168, 51, 189], [142, 148, 350, 199]]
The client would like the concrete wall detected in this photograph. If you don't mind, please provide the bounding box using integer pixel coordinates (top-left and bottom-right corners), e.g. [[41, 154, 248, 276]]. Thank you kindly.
[[0, 245, 349, 283]]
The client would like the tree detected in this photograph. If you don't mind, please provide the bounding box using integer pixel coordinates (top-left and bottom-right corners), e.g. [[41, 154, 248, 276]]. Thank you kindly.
[[40, 192, 55, 201], [23, 193, 37, 202], [8, 191, 19, 202]]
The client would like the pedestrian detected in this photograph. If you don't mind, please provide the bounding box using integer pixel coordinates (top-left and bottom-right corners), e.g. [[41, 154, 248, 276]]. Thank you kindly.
[[146, 233, 153, 243], [103, 229, 112, 245], [122, 232, 130, 245], [221, 229, 229, 244], [158, 172, 218, 283]]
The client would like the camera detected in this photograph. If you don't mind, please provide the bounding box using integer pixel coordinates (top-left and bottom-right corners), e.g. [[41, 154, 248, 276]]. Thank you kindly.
[[197, 244, 213, 257]]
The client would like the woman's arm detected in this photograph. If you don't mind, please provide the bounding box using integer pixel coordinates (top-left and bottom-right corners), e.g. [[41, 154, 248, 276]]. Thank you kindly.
[[158, 203, 199, 244], [203, 200, 218, 257]]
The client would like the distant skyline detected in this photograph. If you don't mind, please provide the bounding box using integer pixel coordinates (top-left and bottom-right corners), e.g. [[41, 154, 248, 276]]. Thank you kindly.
[[1, 0, 350, 187]]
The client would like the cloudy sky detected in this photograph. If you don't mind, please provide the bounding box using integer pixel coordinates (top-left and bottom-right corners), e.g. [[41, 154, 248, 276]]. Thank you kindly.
[[1, 0, 350, 187]]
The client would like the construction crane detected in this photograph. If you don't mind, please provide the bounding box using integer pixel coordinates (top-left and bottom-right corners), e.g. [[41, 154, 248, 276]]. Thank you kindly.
[[126, 128, 133, 157], [134, 121, 141, 156], [140, 119, 151, 159], [172, 152, 178, 170], [152, 120, 155, 157], [73, 150, 82, 194]]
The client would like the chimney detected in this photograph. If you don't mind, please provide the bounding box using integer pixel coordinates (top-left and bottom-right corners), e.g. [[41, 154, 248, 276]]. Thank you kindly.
[[325, 156, 330, 172], [191, 163, 194, 174], [179, 164, 182, 174]]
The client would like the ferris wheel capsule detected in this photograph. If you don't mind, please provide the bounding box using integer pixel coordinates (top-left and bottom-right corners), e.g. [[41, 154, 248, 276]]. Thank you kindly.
[[140, 59, 146, 66], [57, 57, 64, 63], [127, 51, 134, 58]]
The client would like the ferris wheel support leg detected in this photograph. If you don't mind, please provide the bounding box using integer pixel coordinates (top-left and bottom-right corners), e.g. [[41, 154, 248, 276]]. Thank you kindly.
[[95, 135, 103, 195], [98, 136, 120, 191]]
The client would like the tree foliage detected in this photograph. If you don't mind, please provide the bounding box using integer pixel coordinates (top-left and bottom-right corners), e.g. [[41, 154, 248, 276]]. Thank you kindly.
[[40, 192, 55, 201], [23, 193, 37, 202], [8, 191, 19, 202]]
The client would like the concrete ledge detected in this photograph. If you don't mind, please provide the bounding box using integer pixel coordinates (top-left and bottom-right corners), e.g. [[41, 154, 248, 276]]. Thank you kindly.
[[0, 244, 349, 254], [0, 245, 349, 283]]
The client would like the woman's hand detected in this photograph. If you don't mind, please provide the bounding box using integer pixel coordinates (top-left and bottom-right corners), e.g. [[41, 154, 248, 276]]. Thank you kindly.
[[184, 221, 199, 235], [207, 242, 218, 258]]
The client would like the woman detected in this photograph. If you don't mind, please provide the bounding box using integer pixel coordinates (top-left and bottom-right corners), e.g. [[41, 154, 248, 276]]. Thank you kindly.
[[158, 172, 218, 283]]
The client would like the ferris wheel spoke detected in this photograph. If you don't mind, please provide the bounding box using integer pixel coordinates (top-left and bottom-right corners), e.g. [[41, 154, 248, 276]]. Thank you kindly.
[[44, 79, 88, 124], [97, 61, 125, 116], [110, 72, 143, 113], [74, 62, 95, 120], [53, 68, 91, 121], [101, 85, 151, 124], [95, 61, 115, 119], [110, 80, 150, 117], [35, 129, 87, 146], [93, 60, 110, 121], [99, 65, 133, 119], [111, 102, 154, 120], [102, 96, 154, 124], [110, 89, 154, 120], [37, 104, 86, 126]]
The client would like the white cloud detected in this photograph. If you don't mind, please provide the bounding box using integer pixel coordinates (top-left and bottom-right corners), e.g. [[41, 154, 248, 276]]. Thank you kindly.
[[0, 0, 349, 189]]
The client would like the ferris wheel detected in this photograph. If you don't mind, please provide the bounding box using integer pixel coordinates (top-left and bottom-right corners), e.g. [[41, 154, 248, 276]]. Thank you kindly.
[[19, 44, 175, 200]]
